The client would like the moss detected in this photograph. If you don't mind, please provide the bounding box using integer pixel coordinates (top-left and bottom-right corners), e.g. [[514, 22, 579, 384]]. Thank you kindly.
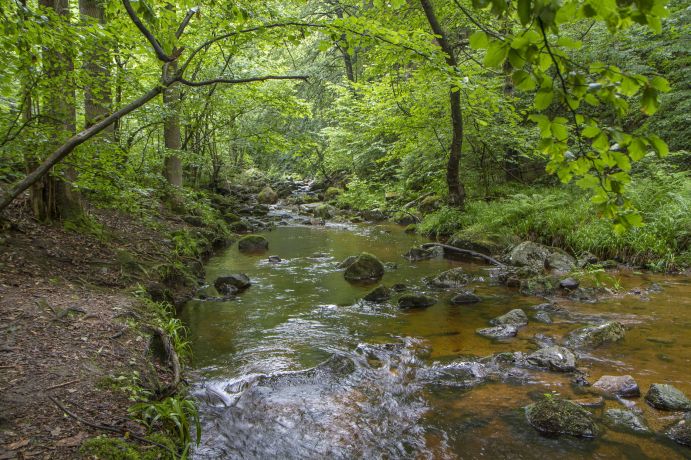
[[343, 252, 385, 282], [404, 224, 417, 233], [525, 397, 599, 438], [80, 435, 176, 460], [238, 234, 269, 252], [324, 187, 344, 201]]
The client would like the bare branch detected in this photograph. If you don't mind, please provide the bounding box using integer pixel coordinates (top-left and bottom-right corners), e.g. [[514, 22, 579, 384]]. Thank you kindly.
[[177, 75, 308, 87], [176, 6, 199, 38], [121, 0, 171, 62]]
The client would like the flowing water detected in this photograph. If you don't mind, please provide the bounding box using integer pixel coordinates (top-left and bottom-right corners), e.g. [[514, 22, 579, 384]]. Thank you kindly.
[[180, 213, 691, 459]]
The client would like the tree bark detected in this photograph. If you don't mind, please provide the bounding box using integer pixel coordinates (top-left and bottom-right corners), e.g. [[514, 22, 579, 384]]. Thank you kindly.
[[163, 61, 183, 187], [419, 0, 466, 209], [80, 0, 112, 131], [37, 0, 81, 221]]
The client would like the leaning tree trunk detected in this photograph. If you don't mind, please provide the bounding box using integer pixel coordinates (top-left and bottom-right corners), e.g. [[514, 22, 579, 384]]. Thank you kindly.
[[419, 0, 466, 209], [163, 61, 183, 187], [37, 0, 81, 221]]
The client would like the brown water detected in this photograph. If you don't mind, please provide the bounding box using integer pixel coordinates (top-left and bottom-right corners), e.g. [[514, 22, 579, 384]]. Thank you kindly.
[[180, 218, 691, 459]]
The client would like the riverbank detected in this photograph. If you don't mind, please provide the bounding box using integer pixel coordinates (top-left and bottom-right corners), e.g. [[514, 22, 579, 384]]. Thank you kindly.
[[0, 191, 238, 458]]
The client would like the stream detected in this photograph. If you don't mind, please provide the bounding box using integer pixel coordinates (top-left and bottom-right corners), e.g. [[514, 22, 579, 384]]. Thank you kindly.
[[180, 207, 691, 459]]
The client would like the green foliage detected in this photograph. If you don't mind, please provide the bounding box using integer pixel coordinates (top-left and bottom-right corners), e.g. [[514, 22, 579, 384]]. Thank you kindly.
[[129, 396, 201, 452], [80, 434, 176, 460]]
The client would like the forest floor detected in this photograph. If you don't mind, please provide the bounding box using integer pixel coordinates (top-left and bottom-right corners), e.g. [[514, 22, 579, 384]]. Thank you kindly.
[[0, 198, 201, 459]]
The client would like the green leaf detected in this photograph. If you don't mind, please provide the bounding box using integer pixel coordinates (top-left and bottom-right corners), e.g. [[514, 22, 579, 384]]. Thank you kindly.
[[592, 132, 609, 152], [650, 76, 671, 92], [647, 134, 668, 157], [582, 125, 601, 138], [556, 36, 582, 49], [484, 41, 508, 67], [534, 88, 553, 110], [517, 0, 532, 25], [641, 86, 659, 115], [469, 31, 489, 50], [512, 69, 535, 91]]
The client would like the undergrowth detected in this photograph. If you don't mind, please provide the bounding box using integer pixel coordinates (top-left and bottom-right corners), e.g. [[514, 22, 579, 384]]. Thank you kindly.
[[418, 173, 690, 270]]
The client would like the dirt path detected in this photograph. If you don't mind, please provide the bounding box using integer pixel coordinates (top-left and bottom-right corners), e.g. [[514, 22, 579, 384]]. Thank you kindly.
[[0, 202, 203, 459]]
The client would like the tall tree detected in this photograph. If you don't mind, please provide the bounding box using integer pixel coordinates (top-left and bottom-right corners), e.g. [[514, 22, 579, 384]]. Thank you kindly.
[[419, 0, 466, 208], [80, 0, 112, 131], [163, 61, 183, 187]]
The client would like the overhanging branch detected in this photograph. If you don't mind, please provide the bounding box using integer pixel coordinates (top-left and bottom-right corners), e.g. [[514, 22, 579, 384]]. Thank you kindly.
[[177, 75, 308, 87], [121, 0, 171, 62]]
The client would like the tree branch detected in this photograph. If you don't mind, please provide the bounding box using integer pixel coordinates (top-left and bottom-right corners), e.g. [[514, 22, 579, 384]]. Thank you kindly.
[[177, 75, 308, 87], [175, 6, 199, 39], [121, 0, 171, 62]]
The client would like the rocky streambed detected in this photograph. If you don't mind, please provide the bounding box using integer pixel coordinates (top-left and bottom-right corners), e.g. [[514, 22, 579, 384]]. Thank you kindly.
[[180, 194, 691, 459]]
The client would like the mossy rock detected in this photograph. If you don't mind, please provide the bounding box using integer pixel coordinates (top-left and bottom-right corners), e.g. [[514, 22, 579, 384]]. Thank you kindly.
[[667, 414, 691, 447], [363, 285, 391, 302], [427, 268, 470, 288], [314, 204, 334, 219], [564, 321, 625, 349], [80, 435, 176, 460], [525, 397, 599, 438], [404, 224, 417, 234], [238, 234, 269, 253], [223, 212, 241, 223], [645, 383, 691, 411], [447, 231, 505, 256], [324, 187, 344, 201], [343, 252, 385, 282], [418, 195, 442, 213], [398, 294, 437, 309], [257, 186, 279, 204]]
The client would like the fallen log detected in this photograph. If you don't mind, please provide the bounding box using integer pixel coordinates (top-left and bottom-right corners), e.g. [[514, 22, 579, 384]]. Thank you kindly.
[[421, 243, 505, 266]]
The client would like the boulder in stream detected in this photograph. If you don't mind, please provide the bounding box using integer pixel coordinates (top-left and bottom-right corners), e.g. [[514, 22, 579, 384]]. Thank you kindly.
[[398, 294, 437, 309], [337, 255, 357, 269], [509, 241, 576, 272], [238, 234, 269, 252], [645, 384, 691, 411], [526, 346, 577, 372], [403, 246, 437, 261], [559, 277, 580, 290], [525, 397, 599, 438], [214, 274, 251, 295], [363, 286, 391, 302], [450, 291, 481, 305], [564, 321, 625, 349], [343, 252, 385, 282], [592, 375, 640, 398], [490, 309, 528, 327], [257, 186, 279, 204], [605, 409, 650, 433], [667, 414, 691, 447], [476, 325, 518, 339], [427, 267, 470, 288]]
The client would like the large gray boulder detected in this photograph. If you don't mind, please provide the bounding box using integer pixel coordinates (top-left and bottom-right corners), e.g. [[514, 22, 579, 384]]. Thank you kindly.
[[592, 375, 640, 398], [427, 268, 470, 288], [526, 346, 577, 372], [564, 321, 625, 349], [509, 241, 575, 272], [525, 397, 599, 438], [645, 384, 691, 411], [343, 253, 385, 282], [490, 308, 528, 327], [214, 274, 251, 295], [257, 186, 279, 204]]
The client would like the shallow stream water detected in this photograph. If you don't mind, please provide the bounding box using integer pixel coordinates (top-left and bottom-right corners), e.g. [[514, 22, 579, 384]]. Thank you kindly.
[[180, 216, 691, 459]]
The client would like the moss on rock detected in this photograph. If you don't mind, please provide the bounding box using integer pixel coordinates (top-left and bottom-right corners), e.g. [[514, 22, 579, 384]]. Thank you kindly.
[[525, 397, 599, 438], [343, 252, 385, 282], [238, 234, 269, 253]]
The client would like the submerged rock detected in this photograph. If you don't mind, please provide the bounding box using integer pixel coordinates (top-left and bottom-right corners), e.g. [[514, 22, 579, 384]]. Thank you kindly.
[[268, 255, 282, 263], [525, 397, 599, 438], [490, 309, 528, 327], [343, 253, 385, 282], [534, 311, 553, 324], [449, 292, 481, 305], [526, 346, 577, 372], [214, 274, 251, 295], [667, 414, 691, 447], [398, 294, 437, 309], [564, 321, 626, 349], [238, 234, 269, 252], [645, 384, 691, 411], [363, 286, 391, 302], [427, 268, 470, 288], [476, 325, 518, 339], [605, 409, 649, 433], [391, 283, 408, 292], [592, 375, 640, 398], [403, 246, 437, 261]]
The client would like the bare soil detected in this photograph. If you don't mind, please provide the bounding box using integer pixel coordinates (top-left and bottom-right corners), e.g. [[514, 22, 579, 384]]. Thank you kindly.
[[0, 198, 201, 459]]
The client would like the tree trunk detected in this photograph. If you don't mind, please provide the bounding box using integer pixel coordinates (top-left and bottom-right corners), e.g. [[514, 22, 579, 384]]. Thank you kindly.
[[37, 0, 81, 221], [163, 61, 183, 187], [80, 0, 111, 130], [419, 0, 466, 209]]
